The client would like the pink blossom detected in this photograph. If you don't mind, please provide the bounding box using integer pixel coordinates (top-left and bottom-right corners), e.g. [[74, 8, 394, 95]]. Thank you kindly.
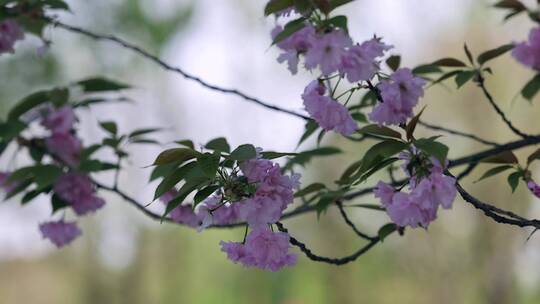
[[45, 132, 82, 166], [39, 220, 82, 248], [220, 227, 296, 271], [41, 106, 76, 134], [54, 173, 105, 216], [369, 68, 426, 126], [340, 38, 392, 83], [527, 180, 540, 199], [412, 172, 456, 210], [512, 27, 540, 71], [373, 181, 395, 207], [272, 24, 316, 74], [0, 19, 24, 54], [198, 195, 241, 227], [305, 29, 352, 75], [0, 171, 19, 194], [238, 196, 284, 228], [160, 189, 202, 228], [301, 80, 357, 135], [385, 192, 432, 228]]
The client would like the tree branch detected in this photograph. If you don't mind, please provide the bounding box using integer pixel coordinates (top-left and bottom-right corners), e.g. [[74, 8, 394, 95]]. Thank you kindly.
[[418, 120, 499, 147]]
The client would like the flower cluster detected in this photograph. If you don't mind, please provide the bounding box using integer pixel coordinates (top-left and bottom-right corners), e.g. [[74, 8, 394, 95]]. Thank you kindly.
[[513, 27, 540, 71], [527, 180, 540, 199], [369, 68, 426, 126], [302, 80, 357, 135], [0, 19, 24, 55], [374, 149, 456, 228], [36, 106, 105, 247], [215, 156, 300, 271]]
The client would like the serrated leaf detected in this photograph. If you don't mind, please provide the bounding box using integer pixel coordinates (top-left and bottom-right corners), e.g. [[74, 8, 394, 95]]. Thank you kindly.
[[360, 140, 408, 173], [294, 183, 326, 197], [431, 58, 467, 67], [406, 106, 426, 141], [76, 77, 129, 92], [194, 185, 220, 205], [378, 223, 397, 242], [412, 64, 443, 75], [521, 74, 540, 101], [154, 162, 197, 200], [176, 139, 194, 149], [477, 43, 514, 65], [386, 55, 401, 71], [480, 150, 518, 164], [197, 153, 220, 177], [507, 171, 522, 193], [455, 70, 476, 88], [205, 137, 230, 153], [229, 144, 257, 161], [99, 121, 118, 135], [153, 148, 199, 166], [264, 0, 294, 16], [357, 124, 402, 139], [475, 165, 514, 182]]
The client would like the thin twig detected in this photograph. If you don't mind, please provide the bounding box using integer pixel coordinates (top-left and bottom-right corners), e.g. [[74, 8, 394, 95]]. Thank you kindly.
[[418, 120, 499, 146], [336, 201, 377, 241]]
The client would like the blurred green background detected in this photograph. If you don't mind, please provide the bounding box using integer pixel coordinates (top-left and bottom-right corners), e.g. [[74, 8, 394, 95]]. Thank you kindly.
[[1, 1, 540, 303]]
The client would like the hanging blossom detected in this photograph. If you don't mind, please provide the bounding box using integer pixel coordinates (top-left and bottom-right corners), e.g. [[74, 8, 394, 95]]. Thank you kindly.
[[54, 173, 105, 216], [512, 27, 540, 71], [39, 220, 82, 248], [369, 68, 426, 126], [41, 106, 82, 166], [301, 80, 357, 135], [304, 29, 352, 75], [527, 180, 540, 199], [339, 38, 392, 83], [220, 227, 297, 272], [217, 155, 300, 271], [0, 19, 24, 55], [374, 149, 457, 228], [272, 24, 316, 74]]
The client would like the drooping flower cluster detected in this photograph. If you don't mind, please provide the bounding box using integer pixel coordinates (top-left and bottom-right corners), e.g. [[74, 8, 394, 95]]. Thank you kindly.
[[217, 156, 300, 271], [527, 180, 540, 199], [369, 68, 426, 126], [41, 106, 82, 166], [54, 173, 105, 216], [36, 106, 105, 247], [38, 220, 82, 248], [512, 27, 540, 71], [273, 24, 390, 79], [0, 19, 24, 55], [301, 80, 357, 135], [220, 227, 297, 272], [374, 149, 456, 228]]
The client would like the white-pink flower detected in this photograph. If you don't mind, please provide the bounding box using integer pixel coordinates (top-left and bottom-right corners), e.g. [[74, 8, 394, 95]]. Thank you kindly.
[[0, 19, 24, 54], [39, 220, 82, 248]]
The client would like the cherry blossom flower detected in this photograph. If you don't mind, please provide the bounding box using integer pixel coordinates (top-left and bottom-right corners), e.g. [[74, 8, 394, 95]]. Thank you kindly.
[[0, 19, 24, 54], [45, 132, 82, 166], [527, 180, 540, 199], [301, 80, 357, 135], [39, 220, 82, 248], [305, 29, 352, 75], [54, 173, 105, 216], [272, 24, 316, 74], [41, 106, 76, 134], [513, 27, 540, 71], [340, 38, 391, 83], [369, 68, 426, 126]]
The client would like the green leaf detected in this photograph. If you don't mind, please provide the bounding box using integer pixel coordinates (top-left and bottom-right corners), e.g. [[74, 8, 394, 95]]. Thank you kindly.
[[507, 171, 522, 193], [494, 0, 526, 10], [51, 194, 70, 213], [360, 140, 408, 173], [205, 137, 230, 153], [153, 162, 197, 200], [386, 55, 401, 71], [328, 0, 355, 11], [527, 148, 540, 165], [194, 185, 220, 205], [285, 147, 342, 170], [153, 148, 199, 166], [480, 150, 518, 164], [163, 177, 208, 217], [294, 183, 326, 197], [521, 74, 540, 102], [463, 43, 474, 65], [325, 15, 348, 33], [432, 70, 463, 85], [405, 106, 426, 141], [99, 121, 118, 135], [414, 138, 449, 165], [21, 189, 44, 205], [261, 151, 299, 159], [264, 0, 294, 16], [455, 70, 476, 88], [32, 165, 63, 191], [176, 139, 195, 149], [76, 77, 130, 92], [272, 18, 306, 45], [229, 144, 257, 161], [475, 165, 514, 183], [78, 160, 118, 173], [49, 88, 69, 106], [477, 44, 515, 65], [431, 58, 467, 67], [128, 128, 161, 138], [197, 153, 220, 177], [412, 64, 443, 75], [357, 124, 402, 139], [0, 120, 27, 141], [150, 162, 180, 182], [378, 223, 397, 242], [7, 90, 50, 121], [298, 120, 319, 146], [356, 157, 400, 184]]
